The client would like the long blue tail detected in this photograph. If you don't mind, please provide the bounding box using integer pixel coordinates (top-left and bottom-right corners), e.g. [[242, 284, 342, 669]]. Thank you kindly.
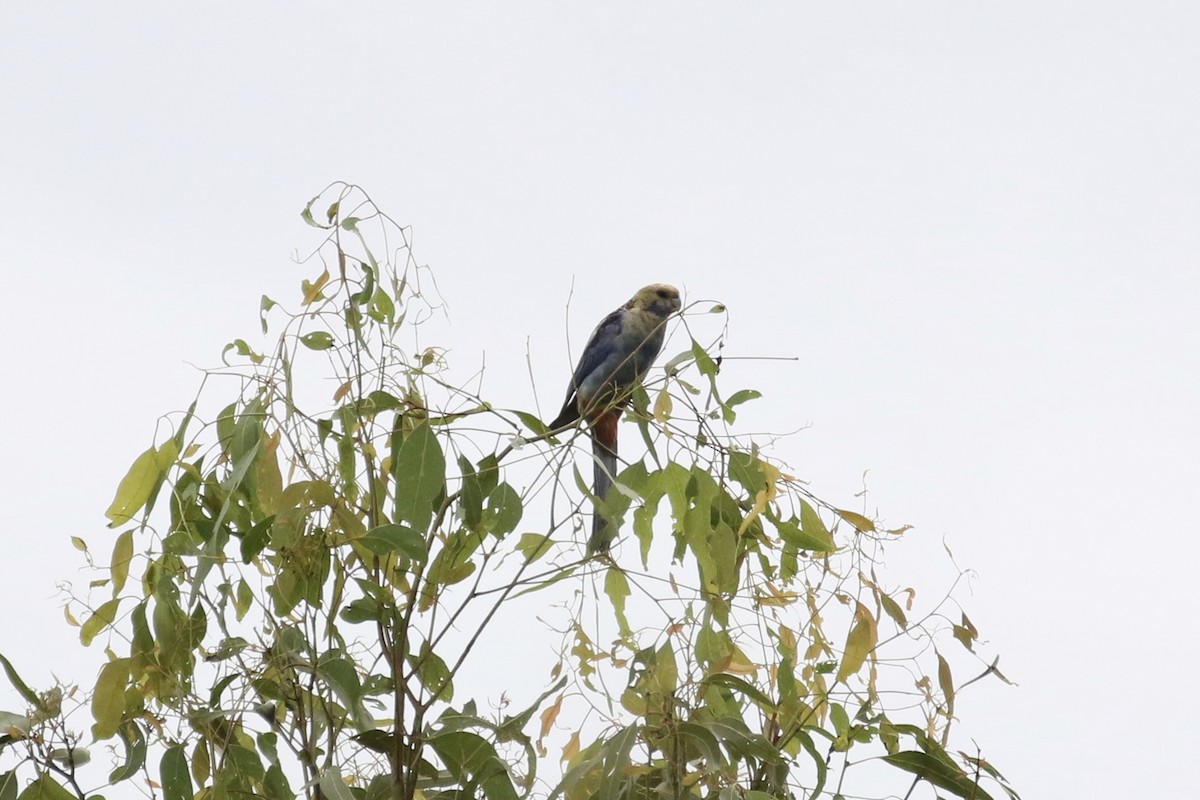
[[588, 434, 618, 554]]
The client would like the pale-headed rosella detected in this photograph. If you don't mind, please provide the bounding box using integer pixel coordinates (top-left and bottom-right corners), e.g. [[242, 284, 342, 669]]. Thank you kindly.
[[550, 284, 682, 553]]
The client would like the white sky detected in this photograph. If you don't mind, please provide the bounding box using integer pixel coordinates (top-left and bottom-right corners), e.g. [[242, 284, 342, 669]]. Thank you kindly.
[[3, 3, 1199, 797]]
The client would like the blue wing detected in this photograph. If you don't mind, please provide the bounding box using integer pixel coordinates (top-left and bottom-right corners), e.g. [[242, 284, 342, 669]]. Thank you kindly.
[[550, 307, 626, 428]]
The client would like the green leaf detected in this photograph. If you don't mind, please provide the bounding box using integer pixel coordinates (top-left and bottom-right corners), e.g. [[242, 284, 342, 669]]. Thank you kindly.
[[105, 444, 169, 526], [514, 410, 548, 436], [13, 774, 74, 800], [482, 482, 521, 538], [410, 642, 454, 703], [160, 745, 192, 800], [221, 338, 265, 365], [775, 512, 834, 553], [339, 598, 382, 625], [263, 763, 293, 800], [700, 674, 775, 710], [393, 422, 446, 531], [109, 721, 147, 783], [725, 388, 762, 410], [224, 744, 266, 784], [674, 721, 724, 766], [515, 533, 554, 563], [358, 524, 428, 562], [661, 347, 693, 376], [590, 725, 638, 796], [423, 530, 482, 597], [367, 285, 395, 325], [799, 500, 835, 551], [362, 390, 405, 414], [318, 769, 356, 800], [727, 450, 764, 495], [259, 295, 277, 333], [476, 453, 500, 496], [700, 718, 782, 763], [239, 515, 274, 564], [91, 659, 130, 740], [110, 530, 133, 596], [299, 331, 335, 351], [81, 599, 122, 647], [300, 198, 320, 228], [0, 653, 43, 712], [204, 638, 250, 663], [316, 654, 368, 728], [458, 456, 484, 530], [429, 731, 518, 800], [880, 751, 995, 800], [234, 580, 253, 621], [497, 675, 568, 743], [691, 339, 718, 379], [351, 729, 397, 755], [604, 568, 631, 638], [0, 771, 16, 800]]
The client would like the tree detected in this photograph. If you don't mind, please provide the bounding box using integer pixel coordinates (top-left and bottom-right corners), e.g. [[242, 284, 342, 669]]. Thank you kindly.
[[0, 183, 1019, 800]]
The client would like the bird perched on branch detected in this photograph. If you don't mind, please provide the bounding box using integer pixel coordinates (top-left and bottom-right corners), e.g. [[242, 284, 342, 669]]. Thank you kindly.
[[550, 284, 682, 554]]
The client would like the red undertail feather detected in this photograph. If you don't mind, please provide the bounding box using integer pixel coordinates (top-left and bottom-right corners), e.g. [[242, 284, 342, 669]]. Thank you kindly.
[[588, 410, 620, 554]]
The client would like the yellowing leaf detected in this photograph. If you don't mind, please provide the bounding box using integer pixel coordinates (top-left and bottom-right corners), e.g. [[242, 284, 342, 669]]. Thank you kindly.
[[736, 458, 778, 538], [110, 530, 133, 596], [937, 652, 955, 718], [651, 642, 679, 693], [253, 432, 283, 516], [191, 738, 211, 785], [538, 693, 564, 743], [712, 642, 758, 676], [836, 604, 878, 682], [91, 658, 130, 740], [880, 593, 908, 629], [561, 730, 581, 763], [653, 388, 673, 423], [835, 508, 875, 533], [754, 581, 797, 607], [104, 448, 160, 527], [302, 268, 331, 305], [952, 612, 978, 652]]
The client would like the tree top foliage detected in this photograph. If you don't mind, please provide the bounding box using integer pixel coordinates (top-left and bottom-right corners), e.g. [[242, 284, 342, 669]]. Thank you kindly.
[[0, 183, 1018, 800]]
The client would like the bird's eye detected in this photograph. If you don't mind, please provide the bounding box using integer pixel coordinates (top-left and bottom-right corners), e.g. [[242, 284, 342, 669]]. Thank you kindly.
[[656, 289, 669, 299]]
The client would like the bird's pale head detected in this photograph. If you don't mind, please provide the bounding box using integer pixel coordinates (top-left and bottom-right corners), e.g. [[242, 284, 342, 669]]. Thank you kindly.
[[628, 283, 682, 320]]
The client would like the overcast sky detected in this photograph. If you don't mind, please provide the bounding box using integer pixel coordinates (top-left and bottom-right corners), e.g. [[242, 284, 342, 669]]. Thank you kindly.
[[3, 4, 1199, 797]]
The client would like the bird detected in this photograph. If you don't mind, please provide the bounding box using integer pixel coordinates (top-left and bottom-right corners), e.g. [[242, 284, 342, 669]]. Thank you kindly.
[[550, 284, 682, 553]]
